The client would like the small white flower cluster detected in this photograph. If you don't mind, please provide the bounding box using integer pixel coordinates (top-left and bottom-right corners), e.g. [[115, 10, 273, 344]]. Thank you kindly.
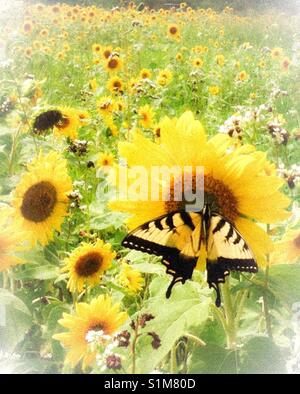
[[267, 120, 289, 145], [219, 115, 243, 139], [277, 163, 300, 189], [85, 329, 111, 344], [95, 333, 123, 372]]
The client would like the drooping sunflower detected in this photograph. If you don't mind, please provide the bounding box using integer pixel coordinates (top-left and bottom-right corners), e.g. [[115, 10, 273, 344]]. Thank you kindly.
[[53, 295, 127, 369], [138, 105, 154, 129], [118, 262, 144, 294], [105, 56, 123, 73], [110, 111, 290, 268], [62, 239, 115, 293], [272, 227, 300, 264], [12, 152, 72, 246], [0, 208, 23, 272]]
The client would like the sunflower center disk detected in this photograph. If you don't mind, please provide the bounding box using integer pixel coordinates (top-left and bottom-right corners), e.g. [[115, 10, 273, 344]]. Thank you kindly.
[[21, 181, 57, 222], [75, 252, 103, 277], [164, 173, 238, 220]]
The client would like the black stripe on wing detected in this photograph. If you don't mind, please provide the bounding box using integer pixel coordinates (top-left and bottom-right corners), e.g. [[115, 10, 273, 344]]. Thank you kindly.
[[206, 257, 258, 307], [122, 234, 197, 298]]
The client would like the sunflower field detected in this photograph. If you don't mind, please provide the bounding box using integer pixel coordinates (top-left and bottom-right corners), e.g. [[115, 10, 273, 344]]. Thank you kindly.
[[0, 1, 300, 375]]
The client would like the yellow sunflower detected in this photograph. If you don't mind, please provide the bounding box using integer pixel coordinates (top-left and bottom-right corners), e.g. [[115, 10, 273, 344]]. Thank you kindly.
[[12, 152, 72, 246], [140, 68, 152, 80], [209, 86, 220, 95], [107, 76, 124, 94], [168, 24, 180, 39], [157, 69, 173, 86], [96, 96, 116, 119], [216, 54, 225, 66], [53, 295, 127, 369], [92, 43, 101, 55], [105, 56, 123, 73], [110, 111, 290, 269], [97, 152, 115, 168], [54, 107, 81, 139], [272, 228, 300, 264], [138, 105, 154, 129], [118, 262, 144, 294], [102, 45, 113, 60], [0, 208, 23, 272], [238, 71, 248, 81], [62, 239, 115, 293], [192, 57, 204, 68]]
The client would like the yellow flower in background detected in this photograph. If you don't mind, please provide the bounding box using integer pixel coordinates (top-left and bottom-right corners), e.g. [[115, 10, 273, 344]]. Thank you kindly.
[[118, 262, 144, 293], [272, 228, 300, 264], [271, 47, 283, 59], [140, 68, 152, 79], [62, 239, 115, 293], [168, 24, 180, 39], [105, 56, 123, 73], [192, 57, 204, 68], [97, 96, 116, 118], [12, 152, 72, 246], [107, 76, 124, 94], [238, 70, 248, 81], [175, 53, 183, 61], [53, 295, 127, 369], [157, 69, 173, 86], [22, 20, 34, 35], [110, 111, 290, 269], [97, 152, 115, 168], [92, 43, 101, 55], [216, 54, 225, 66], [209, 85, 220, 95], [258, 59, 266, 68], [54, 107, 81, 139], [138, 105, 154, 128], [102, 45, 113, 60]]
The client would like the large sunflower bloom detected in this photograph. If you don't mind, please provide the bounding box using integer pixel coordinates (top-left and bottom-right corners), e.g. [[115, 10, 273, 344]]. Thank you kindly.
[[62, 239, 116, 293], [12, 152, 72, 246], [110, 111, 290, 268], [53, 295, 127, 369]]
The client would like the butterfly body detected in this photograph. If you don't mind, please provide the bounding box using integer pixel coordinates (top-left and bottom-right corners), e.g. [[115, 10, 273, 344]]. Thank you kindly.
[[122, 204, 258, 306]]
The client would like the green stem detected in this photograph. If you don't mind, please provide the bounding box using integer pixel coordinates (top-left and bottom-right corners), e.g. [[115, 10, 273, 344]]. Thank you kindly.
[[263, 264, 273, 340], [221, 278, 237, 349], [170, 344, 177, 374], [184, 333, 206, 347]]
